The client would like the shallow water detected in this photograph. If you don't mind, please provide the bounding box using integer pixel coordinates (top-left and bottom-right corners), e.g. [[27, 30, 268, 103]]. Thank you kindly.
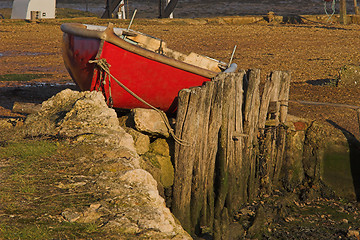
[[0, 0, 357, 18], [0, 51, 56, 58]]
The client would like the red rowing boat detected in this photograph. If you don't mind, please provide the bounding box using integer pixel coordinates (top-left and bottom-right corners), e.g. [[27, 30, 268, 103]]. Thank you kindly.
[[61, 23, 237, 113]]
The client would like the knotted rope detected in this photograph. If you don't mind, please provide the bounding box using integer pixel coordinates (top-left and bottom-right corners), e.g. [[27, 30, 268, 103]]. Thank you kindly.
[[89, 58, 189, 145]]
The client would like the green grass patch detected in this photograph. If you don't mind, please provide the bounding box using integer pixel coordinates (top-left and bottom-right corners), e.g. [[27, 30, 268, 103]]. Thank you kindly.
[[0, 139, 107, 239], [0, 140, 58, 163], [0, 223, 51, 240], [0, 222, 103, 240], [0, 74, 52, 82]]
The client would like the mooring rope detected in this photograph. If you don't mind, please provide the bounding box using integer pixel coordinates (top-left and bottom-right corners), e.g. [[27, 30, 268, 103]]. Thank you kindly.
[[89, 58, 189, 145], [285, 99, 360, 133], [324, 0, 336, 22]]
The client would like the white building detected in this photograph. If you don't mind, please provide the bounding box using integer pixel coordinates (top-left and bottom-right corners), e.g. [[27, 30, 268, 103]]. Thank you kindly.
[[11, 0, 56, 20]]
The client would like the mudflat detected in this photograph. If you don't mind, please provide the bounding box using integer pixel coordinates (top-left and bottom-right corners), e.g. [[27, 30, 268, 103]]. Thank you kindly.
[[1, 17, 360, 138]]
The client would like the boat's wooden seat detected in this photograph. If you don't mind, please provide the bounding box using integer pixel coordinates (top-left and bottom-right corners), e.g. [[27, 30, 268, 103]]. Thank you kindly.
[[127, 32, 223, 72], [163, 50, 222, 72]]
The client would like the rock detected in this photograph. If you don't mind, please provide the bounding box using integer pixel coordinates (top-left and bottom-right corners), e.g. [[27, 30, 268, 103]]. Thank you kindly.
[[347, 229, 360, 238], [141, 139, 175, 188], [12, 101, 42, 115], [125, 127, 150, 155], [150, 138, 171, 156], [281, 128, 305, 190], [23, 89, 136, 153], [77, 203, 103, 223], [0, 119, 14, 129], [246, 205, 269, 238], [267, 11, 275, 22], [142, 153, 174, 188], [16, 89, 189, 239], [302, 122, 325, 181], [117, 170, 182, 233], [132, 108, 170, 138], [228, 222, 246, 240], [61, 209, 81, 222], [96, 169, 191, 239], [337, 65, 360, 87]]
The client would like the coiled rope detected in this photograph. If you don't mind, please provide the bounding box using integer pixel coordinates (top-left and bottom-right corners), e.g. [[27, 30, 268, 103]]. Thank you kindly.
[[89, 58, 189, 145], [324, 0, 336, 22]]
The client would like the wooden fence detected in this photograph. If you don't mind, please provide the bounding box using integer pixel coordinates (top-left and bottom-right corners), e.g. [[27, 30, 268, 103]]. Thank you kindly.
[[171, 69, 291, 237]]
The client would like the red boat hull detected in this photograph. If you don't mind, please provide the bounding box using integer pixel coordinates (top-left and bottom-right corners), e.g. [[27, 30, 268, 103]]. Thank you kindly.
[[61, 23, 220, 113], [91, 41, 211, 112], [62, 34, 101, 91]]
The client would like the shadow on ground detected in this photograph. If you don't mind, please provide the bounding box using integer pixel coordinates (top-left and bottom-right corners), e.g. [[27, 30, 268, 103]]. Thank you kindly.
[[0, 83, 78, 114], [327, 119, 360, 201], [306, 79, 338, 86]]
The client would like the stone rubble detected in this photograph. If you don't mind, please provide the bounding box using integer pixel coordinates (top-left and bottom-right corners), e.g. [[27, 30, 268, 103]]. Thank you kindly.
[[131, 108, 170, 138], [22, 89, 191, 239]]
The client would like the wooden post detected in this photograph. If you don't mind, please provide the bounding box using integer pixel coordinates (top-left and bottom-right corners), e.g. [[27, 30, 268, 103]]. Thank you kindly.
[[354, 0, 360, 15], [213, 72, 245, 240], [102, 0, 123, 18], [242, 69, 261, 201], [172, 70, 290, 236], [158, 0, 166, 18], [340, 0, 347, 24], [257, 71, 290, 191], [172, 72, 246, 234]]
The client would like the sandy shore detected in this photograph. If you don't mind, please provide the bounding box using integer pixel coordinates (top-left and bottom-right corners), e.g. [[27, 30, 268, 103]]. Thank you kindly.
[[1, 17, 360, 138]]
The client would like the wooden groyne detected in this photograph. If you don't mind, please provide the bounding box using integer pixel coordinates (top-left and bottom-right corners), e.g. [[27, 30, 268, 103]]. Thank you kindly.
[[171, 70, 291, 237]]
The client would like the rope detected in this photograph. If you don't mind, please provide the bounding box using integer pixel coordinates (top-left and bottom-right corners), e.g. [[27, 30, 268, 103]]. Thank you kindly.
[[287, 99, 360, 110], [89, 58, 189, 145], [324, 0, 336, 22], [285, 99, 360, 134]]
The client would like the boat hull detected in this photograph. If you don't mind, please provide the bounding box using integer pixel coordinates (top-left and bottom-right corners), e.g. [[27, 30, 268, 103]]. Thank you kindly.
[[61, 23, 219, 113], [91, 41, 211, 112], [62, 33, 101, 91]]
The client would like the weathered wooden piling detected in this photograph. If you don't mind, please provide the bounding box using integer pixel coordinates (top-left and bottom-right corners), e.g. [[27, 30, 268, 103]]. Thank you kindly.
[[172, 69, 291, 237], [258, 71, 291, 192], [172, 70, 290, 236]]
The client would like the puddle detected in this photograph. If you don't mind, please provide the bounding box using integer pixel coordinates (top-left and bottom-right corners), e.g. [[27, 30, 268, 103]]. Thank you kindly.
[[21, 82, 76, 88], [0, 51, 56, 58]]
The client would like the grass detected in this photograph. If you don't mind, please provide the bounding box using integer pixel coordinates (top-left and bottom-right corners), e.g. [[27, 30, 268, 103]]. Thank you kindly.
[[0, 222, 102, 240], [0, 74, 52, 82], [0, 138, 105, 239]]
